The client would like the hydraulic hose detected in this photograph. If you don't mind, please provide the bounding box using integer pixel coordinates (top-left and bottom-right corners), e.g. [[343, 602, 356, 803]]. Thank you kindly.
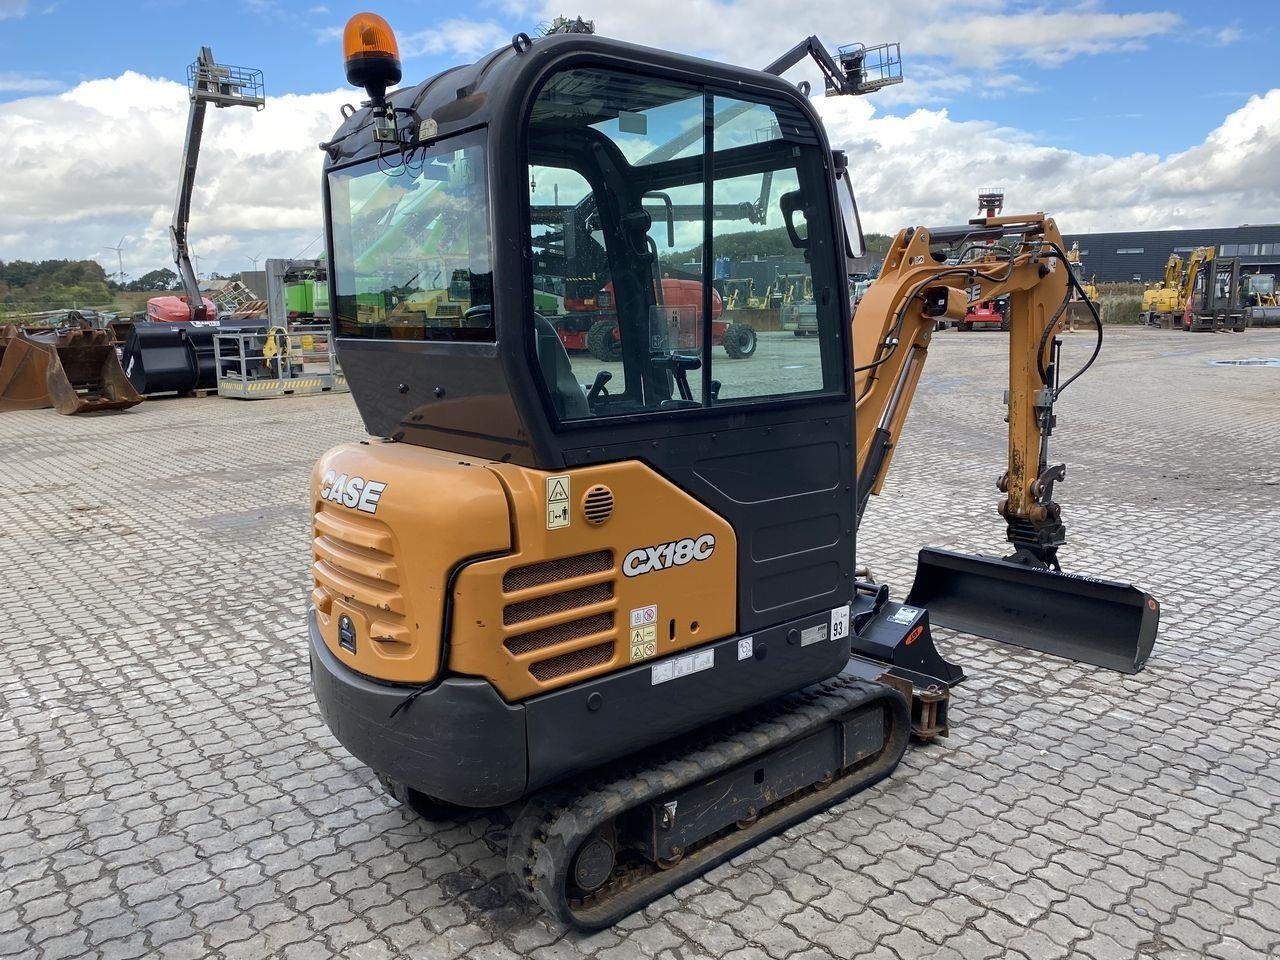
[[1036, 240, 1103, 397]]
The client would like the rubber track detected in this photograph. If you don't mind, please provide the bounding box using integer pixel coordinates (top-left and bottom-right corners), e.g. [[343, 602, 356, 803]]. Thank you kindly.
[[507, 676, 910, 929]]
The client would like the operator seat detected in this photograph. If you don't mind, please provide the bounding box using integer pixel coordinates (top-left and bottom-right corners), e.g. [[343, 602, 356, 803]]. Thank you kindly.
[[534, 314, 591, 419]]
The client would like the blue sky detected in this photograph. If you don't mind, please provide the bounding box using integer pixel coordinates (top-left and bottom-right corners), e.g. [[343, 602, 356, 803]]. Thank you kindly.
[[0, 0, 1273, 157]]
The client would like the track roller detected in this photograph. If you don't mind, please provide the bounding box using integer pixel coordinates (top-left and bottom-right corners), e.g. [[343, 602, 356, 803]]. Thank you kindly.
[[507, 677, 909, 929]]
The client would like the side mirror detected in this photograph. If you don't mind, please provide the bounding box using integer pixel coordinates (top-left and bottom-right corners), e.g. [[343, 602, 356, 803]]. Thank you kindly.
[[833, 150, 865, 262]]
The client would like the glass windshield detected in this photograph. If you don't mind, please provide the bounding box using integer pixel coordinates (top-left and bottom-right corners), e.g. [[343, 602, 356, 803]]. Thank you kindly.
[[328, 134, 493, 340], [525, 68, 845, 422]]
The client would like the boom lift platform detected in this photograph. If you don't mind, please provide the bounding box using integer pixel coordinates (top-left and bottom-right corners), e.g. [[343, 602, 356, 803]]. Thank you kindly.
[[308, 15, 1159, 929], [154, 47, 264, 326]]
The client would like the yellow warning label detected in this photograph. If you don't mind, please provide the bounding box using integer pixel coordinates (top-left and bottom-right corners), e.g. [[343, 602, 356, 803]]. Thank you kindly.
[[629, 623, 658, 662], [546, 474, 570, 530]]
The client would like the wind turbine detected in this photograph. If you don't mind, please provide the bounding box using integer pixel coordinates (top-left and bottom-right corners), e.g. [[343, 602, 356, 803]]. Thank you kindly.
[[107, 236, 127, 282], [249, 251, 263, 271]]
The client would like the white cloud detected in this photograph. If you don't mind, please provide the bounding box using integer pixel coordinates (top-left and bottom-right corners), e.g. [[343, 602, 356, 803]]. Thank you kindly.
[[913, 9, 1180, 68], [0, 73, 350, 277], [1213, 25, 1243, 47], [398, 19, 512, 59], [509, 0, 1179, 78], [815, 89, 1280, 234], [0, 72, 63, 94]]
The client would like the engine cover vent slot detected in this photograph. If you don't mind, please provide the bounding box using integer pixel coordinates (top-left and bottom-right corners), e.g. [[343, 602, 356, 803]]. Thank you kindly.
[[504, 582, 613, 626], [582, 484, 614, 525], [503, 549, 612, 591], [529, 640, 615, 681], [505, 612, 614, 656]]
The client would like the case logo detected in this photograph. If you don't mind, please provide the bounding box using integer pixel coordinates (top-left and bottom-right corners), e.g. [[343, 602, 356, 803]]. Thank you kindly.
[[320, 470, 388, 514], [623, 534, 715, 577]]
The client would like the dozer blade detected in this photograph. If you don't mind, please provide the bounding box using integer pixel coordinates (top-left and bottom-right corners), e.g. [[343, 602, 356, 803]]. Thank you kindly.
[[0, 326, 143, 415], [905, 547, 1158, 674]]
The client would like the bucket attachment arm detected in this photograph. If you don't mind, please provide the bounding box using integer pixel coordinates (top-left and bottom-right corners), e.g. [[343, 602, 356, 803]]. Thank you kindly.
[[851, 215, 1159, 672]]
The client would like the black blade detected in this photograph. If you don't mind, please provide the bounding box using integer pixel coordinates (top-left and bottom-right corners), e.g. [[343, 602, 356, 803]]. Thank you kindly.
[[906, 547, 1159, 674]]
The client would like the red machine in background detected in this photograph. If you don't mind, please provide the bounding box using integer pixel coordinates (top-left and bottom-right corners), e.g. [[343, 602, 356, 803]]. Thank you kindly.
[[145, 295, 220, 324], [952, 188, 1010, 332], [560, 277, 757, 361], [959, 297, 1009, 331]]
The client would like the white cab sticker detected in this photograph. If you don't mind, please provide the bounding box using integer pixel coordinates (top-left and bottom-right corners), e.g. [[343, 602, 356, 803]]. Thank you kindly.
[[629, 604, 658, 628], [651, 648, 715, 685], [830, 604, 850, 643], [737, 637, 754, 661], [800, 623, 829, 647], [888, 605, 920, 625], [545, 474, 570, 530]]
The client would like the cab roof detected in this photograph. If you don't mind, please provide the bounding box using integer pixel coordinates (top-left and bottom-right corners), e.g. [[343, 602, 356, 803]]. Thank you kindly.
[[321, 32, 818, 170]]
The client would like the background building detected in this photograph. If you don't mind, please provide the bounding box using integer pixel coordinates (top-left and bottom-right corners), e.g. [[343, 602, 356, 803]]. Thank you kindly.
[[1061, 225, 1280, 283]]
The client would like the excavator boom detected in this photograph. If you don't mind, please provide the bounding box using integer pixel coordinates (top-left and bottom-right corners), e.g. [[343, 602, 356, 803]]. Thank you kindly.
[[850, 214, 1158, 672]]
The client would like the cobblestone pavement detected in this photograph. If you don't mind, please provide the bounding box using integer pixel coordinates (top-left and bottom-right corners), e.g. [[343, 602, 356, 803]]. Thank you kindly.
[[2, 327, 1278, 960]]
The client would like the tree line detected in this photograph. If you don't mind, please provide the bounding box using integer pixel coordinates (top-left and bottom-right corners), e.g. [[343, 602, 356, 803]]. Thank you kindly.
[[0, 261, 209, 315]]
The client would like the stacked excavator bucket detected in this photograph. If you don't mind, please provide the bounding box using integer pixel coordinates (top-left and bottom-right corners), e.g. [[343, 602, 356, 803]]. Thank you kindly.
[[0, 324, 143, 415]]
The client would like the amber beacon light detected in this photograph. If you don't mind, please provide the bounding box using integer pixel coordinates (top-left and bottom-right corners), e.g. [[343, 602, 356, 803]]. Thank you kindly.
[[343, 12, 402, 105]]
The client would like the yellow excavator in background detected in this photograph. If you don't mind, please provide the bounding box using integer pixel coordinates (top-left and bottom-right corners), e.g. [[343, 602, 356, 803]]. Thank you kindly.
[[1143, 246, 1213, 328], [308, 15, 1158, 929]]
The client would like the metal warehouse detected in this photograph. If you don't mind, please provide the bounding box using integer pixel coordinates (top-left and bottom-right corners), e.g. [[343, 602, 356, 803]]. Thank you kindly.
[[1062, 224, 1280, 282]]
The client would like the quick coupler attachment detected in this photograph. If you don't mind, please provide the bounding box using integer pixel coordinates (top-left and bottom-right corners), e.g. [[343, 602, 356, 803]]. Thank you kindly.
[[507, 677, 909, 930], [905, 547, 1159, 674], [845, 580, 965, 739]]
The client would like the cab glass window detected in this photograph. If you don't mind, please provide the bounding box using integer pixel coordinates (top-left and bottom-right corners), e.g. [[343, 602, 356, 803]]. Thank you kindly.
[[525, 69, 845, 421], [329, 133, 493, 340]]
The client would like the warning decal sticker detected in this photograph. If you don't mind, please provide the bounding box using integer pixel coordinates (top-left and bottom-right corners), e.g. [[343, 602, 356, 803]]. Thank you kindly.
[[651, 648, 714, 685], [545, 474, 570, 530]]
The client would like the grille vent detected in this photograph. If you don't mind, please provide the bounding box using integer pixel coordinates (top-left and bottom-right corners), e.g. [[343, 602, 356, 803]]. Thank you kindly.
[[504, 613, 613, 656], [529, 641, 615, 681], [504, 582, 613, 626], [311, 508, 408, 650], [499, 547, 618, 686], [503, 549, 612, 591], [582, 485, 614, 525]]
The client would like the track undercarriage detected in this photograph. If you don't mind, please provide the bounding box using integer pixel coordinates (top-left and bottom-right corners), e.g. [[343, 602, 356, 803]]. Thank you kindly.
[[507, 677, 909, 929]]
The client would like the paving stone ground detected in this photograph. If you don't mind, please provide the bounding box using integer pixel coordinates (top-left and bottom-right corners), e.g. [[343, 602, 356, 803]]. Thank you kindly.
[[2, 326, 1278, 960]]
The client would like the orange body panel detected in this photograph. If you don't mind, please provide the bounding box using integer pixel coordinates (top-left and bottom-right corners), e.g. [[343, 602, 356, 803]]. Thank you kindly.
[[310, 442, 511, 685], [450, 461, 738, 701], [311, 445, 738, 701]]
